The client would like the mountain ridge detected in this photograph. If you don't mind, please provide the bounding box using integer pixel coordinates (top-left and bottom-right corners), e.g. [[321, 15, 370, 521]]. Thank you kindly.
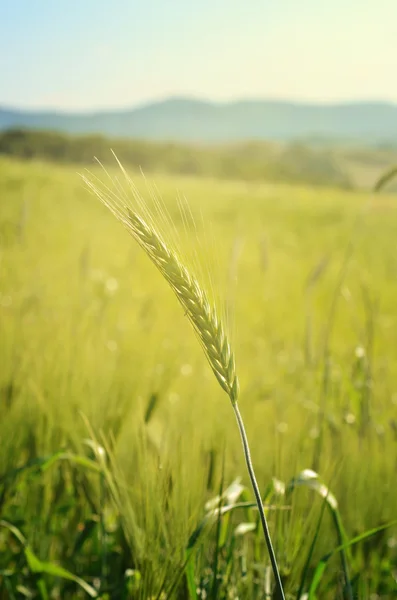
[[1, 97, 396, 144]]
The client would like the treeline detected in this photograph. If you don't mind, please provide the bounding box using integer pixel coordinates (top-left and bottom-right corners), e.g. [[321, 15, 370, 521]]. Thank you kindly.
[[0, 128, 352, 188]]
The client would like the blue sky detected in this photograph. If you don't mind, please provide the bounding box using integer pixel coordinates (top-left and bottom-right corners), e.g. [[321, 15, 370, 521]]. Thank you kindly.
[[1, 0, 396, 110]]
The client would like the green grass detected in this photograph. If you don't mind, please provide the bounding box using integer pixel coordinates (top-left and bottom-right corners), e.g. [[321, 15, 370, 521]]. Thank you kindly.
[[0, 156, 396, 599]]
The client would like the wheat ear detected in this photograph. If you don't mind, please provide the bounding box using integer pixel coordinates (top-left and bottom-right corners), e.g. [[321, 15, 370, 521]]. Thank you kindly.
[[81, 157, 285, 600], [128, 209, 239, 401]]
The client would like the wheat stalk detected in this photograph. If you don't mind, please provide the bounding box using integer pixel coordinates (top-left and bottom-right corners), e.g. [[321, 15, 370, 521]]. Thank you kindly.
[[81, 156, 285, 600]]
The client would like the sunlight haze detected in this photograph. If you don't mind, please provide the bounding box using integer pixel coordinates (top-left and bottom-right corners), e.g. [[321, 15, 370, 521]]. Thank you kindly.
[[1, 0, 396, 110]]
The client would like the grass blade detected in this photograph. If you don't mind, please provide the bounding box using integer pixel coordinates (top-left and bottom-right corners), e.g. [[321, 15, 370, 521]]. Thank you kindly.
[[308, 519, 397, 597]]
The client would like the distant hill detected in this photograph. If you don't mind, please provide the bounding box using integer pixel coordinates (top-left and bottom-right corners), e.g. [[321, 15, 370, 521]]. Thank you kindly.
[[1, 98, 397, 145]]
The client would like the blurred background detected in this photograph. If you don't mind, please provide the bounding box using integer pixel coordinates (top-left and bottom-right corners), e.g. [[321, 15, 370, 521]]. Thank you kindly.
[[1, 2, 397, 599], [1, 0, 397, 189]]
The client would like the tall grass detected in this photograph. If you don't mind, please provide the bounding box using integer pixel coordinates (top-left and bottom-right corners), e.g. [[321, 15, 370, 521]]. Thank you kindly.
[[0, 157, 396, 598]]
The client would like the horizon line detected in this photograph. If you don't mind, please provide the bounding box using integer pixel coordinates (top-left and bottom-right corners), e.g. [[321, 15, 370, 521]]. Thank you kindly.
[[1, 95, 397, 115]]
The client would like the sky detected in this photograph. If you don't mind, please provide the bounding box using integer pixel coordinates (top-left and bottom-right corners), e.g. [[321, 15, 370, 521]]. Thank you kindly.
[[1, 0, 397, 111]]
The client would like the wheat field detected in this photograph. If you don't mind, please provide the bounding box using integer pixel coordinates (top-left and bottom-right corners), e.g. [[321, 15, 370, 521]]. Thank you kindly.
[[0, 156, 396, 599]]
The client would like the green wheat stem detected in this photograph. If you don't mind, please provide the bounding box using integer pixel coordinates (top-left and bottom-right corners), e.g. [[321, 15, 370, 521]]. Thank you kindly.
[[232, 402, 285, 600]]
